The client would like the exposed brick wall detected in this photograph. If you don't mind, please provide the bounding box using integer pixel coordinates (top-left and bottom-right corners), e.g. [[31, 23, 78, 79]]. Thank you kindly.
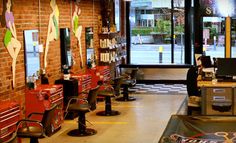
[[0, 0, 103, 114]]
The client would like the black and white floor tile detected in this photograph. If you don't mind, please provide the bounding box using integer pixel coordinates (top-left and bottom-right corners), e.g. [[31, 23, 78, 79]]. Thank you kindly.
[[129, 84, 187, 95]]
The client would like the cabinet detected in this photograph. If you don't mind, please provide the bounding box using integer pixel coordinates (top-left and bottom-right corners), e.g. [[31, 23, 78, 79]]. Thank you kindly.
[[98, 32, 126, 78], [201, 87, 233, 115], [87, 66, 111, 87], [0, 101, 20, 142], [55, 78, 80, 120], [55, 78, 78, 106], [25, 84, 63, 135], [71, 73, 92, 93]]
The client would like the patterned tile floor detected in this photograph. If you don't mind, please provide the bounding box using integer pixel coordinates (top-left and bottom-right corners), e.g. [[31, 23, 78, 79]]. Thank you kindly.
[[129, 84, 187, 95]]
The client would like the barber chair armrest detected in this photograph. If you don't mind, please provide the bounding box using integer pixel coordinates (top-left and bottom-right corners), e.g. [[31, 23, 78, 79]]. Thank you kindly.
[[16, 119, 43, 127], [79, 91, 89, 94], [78, 92, 89, 100], [101, 84, 114, 91], [67, 96, 78, 103], [67, 96, 87, 105]]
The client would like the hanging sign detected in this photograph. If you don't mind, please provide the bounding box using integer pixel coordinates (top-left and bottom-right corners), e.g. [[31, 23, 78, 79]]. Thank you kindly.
[[200, 0, 236, 17]]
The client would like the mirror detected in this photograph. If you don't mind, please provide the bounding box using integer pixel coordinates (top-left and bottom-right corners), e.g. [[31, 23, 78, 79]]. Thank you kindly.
[[60, 28, 72, 70], [85, 27, 95, 68], [24, 30, 40, 80]]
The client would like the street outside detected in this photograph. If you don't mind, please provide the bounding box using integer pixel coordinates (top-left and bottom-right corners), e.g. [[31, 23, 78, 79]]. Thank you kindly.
[[131, 43, 236, 64]]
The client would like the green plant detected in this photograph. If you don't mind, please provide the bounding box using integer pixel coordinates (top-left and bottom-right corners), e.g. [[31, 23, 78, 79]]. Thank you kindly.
[[131, 27, 153, 36], [154, 18, 171, 34], [209, 27, 217, 39], [175, 25, 184, 34]]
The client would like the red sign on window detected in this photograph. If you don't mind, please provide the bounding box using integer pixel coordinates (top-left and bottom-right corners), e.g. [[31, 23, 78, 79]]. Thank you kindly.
[[203, 29, 210, 39]]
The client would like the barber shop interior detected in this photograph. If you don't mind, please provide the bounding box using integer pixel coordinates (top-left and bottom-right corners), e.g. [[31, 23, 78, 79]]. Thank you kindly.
[[2, 0, 236, 142]]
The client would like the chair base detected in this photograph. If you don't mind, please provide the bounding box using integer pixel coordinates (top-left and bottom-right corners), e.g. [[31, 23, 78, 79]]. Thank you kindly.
[[67, 128, 97, 137], [30, 137, 39, 143], [96, 110, 120, 116], [116, 96, 136, 102]]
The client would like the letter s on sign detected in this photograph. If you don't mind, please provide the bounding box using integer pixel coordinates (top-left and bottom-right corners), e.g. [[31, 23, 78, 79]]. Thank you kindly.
[[206, 7, 212, 15]]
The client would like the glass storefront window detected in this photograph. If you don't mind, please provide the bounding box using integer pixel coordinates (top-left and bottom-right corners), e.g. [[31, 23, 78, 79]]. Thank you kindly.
[[174, 1, 185, 64], [130, 0, 185, 64], [202, 17, 225, 59], [231, 18, 236, 57]]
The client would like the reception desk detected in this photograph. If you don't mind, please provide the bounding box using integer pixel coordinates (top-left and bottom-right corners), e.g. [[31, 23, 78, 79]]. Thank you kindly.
[[198, 80, 236, 87]]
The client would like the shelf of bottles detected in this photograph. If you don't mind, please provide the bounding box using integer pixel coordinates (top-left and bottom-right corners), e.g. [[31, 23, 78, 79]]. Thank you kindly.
[[98, 32, 126, 65]]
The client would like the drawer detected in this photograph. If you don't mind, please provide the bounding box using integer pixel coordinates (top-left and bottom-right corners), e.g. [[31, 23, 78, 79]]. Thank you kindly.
[[202, 87, 233, 102], [204, 100, 233, 115]]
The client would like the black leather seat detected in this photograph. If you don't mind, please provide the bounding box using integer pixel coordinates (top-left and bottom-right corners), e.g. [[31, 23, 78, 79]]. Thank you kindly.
[[116, 68, 138, 101], [96, 77, 123, 116], [16, 105, 57, 143], [65, 86, 100, 137], [186, 66, 201, 115]]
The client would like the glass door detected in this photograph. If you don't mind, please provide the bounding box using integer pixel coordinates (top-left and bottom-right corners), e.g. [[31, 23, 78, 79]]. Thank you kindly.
[[202, 17, 225, 59]]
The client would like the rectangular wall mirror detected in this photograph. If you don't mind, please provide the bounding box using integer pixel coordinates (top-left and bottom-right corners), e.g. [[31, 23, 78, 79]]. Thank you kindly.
[[24, 30, 40, 79], [85, 27, 95, 68], [60, 28, 72, 70]]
